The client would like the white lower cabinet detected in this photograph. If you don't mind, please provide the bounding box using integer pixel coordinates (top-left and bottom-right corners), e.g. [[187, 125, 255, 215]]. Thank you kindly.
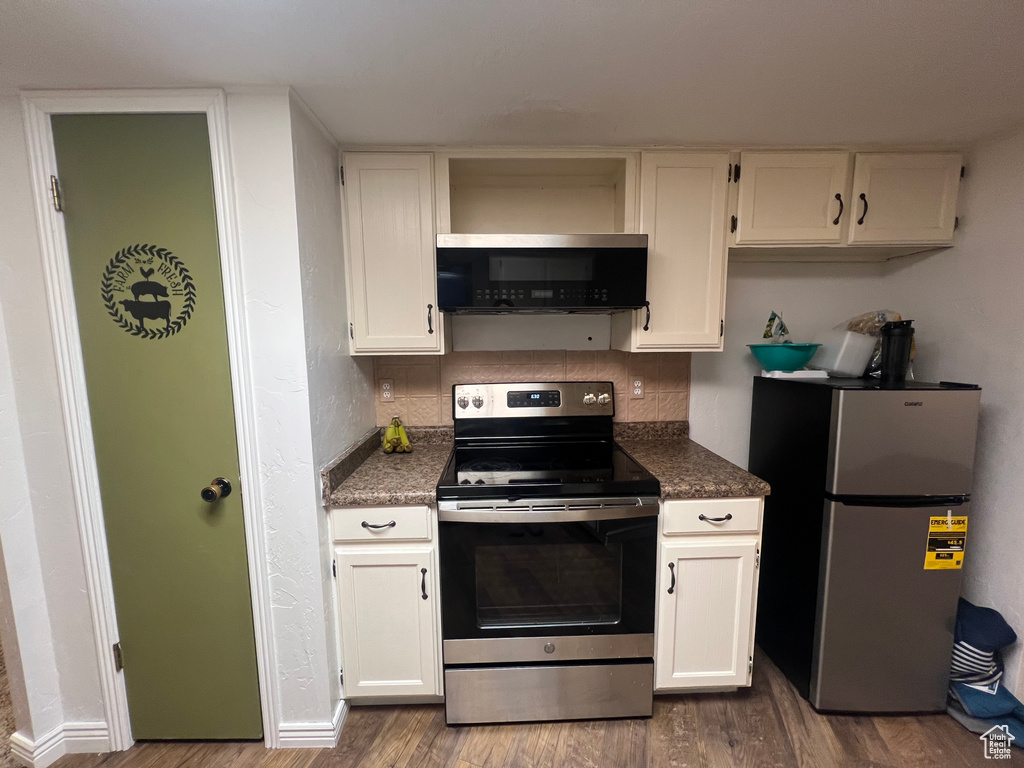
[[333, 514, 442, 699], [654, 498, 763, 691]]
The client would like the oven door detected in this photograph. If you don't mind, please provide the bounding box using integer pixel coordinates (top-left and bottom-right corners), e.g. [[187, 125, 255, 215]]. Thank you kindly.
[[438, 513, 657, 665]]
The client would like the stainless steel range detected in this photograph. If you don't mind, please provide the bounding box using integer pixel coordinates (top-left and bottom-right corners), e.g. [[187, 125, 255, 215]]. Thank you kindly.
[[436, 382, 660, 725]]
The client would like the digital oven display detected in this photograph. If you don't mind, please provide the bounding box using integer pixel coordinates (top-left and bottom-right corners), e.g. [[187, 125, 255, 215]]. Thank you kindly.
[[507, 390, 561, 408]]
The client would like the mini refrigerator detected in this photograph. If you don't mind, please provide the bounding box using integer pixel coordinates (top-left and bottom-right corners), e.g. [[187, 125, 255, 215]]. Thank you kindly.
[[749, 376, 981, 713]]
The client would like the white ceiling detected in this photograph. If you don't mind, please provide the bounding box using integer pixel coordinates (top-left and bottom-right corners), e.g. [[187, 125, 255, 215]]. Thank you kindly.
[[3, 0, 1023, 147]]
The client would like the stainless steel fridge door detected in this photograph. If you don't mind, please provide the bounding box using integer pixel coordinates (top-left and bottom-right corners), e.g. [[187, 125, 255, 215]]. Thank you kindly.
[[827, 388, 980, 497], [811, 500, 966, 712]]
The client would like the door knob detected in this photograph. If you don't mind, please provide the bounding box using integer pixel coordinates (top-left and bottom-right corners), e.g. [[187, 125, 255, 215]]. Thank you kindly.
[[201, 477, 232, 503]]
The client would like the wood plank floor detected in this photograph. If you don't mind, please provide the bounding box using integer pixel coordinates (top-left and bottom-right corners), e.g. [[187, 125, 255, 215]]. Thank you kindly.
[[54, 650, 1022, 768]]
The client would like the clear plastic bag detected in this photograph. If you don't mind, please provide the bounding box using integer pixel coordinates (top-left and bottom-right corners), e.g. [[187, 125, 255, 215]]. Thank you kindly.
[[835, 310, 914, 376]]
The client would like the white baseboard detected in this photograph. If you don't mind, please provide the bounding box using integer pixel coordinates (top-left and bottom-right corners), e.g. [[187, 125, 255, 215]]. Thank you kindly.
[[9, 721, 110, 767], [63, 721, 113, 754], [333, 699, 348, 744], [277, 701, 347, 749]]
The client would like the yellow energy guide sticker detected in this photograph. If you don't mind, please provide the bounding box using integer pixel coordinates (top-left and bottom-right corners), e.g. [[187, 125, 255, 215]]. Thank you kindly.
[[924, 515, 967, 570]]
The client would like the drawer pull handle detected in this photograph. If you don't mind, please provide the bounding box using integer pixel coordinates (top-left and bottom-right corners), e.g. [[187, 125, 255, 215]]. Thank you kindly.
[[857, 193, 868, 225], [833, 193, 844, 225], [667, 562, 676, 595], [420, 568, 428, 600], [698, 513, 733, 523], [361, 520, 397, 530]]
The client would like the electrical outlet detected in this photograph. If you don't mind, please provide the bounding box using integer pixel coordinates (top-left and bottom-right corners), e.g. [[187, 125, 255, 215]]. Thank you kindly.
[[380, 379, 394, 400], [631, 379, 644, 399]]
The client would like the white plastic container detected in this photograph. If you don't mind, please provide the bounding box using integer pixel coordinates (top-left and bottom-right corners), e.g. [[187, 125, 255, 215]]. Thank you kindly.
[[808, 330, 876, 377]]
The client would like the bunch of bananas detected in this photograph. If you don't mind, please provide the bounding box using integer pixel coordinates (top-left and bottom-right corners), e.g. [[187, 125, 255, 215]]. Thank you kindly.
[[382, 416, 412, 454]]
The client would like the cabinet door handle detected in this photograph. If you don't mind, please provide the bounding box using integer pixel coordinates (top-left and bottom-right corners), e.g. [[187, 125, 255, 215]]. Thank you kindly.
[[420, 567, 428, 600], [361, 520, 396, 530], [698, 513, 734, 523], [833, 193, 844, 225], [667, 562, 676, 595], [643, 301, 651, 332], [857, 193, 868, 225], [427, 304, 434, 334]]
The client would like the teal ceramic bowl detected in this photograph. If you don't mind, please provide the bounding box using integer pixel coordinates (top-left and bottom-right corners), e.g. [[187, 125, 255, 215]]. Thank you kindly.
[[747, 343, 822, 372]]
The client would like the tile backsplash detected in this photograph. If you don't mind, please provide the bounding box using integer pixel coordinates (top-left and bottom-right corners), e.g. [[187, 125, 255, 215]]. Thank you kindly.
[[373, 351, 690, 426]]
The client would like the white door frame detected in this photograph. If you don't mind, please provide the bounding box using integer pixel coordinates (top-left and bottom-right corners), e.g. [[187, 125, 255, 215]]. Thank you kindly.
[[20, 89, 280, 749]]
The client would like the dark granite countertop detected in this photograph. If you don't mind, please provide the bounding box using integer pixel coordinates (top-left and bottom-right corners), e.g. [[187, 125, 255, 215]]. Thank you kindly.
[[617, 438, 770, 499], [329, 442, 453, 507], [327, 421, 768, 508]]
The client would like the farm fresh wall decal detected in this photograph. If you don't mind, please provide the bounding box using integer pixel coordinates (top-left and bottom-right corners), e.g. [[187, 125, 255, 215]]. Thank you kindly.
[[100, 244, 196, 339]]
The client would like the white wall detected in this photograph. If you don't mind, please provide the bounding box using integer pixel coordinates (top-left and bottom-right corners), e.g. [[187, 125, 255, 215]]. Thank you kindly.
[[287, 93, 374, 712], [0, 299, 64, 742], [289, 96, 375, 476], [690, 260, 892, 465], [884, 129, 1024, 691], [0, 95, 106, 740], [225, 88, 338, 730]]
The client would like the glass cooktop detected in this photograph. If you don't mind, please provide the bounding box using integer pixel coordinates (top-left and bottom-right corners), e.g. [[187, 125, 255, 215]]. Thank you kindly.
[[436, 441, 660, 501]]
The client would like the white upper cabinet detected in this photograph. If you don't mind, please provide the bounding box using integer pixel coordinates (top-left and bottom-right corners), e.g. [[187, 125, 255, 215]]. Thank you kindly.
[[620, 152, 730, 351], [343, 152, 442, 354], [846, 153, 962, 245], [734, 152, 850, 244]]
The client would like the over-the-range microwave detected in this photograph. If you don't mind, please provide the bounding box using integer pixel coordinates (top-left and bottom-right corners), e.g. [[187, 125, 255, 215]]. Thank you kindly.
[[436, 233, 648, 314]]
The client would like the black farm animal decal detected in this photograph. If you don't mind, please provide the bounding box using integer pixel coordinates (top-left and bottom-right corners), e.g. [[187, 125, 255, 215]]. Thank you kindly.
[[130, 267, 170, 302], [118, 299, 172, 329], [100, 244, 196, 339]]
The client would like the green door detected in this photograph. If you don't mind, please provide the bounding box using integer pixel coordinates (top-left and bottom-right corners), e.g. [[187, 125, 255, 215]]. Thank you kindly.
[[51, 113, 262, 739]]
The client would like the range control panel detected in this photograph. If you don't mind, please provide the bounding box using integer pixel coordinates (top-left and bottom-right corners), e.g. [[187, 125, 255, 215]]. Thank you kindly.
[[507, 390, 562, 408], [453, 382, 614, 419]]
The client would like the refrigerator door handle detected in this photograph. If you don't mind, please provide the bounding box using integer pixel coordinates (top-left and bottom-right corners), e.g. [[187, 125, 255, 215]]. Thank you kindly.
[[824, 493, 968, 508]]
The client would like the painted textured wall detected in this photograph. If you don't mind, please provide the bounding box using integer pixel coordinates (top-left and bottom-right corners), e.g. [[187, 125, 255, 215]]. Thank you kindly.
[[0, 95, 106, 735], [883, 129, 1024, 691], [290, 97, 375, 473], [0, 291, 64, 741], [226, 88, 336, 730], [289, 93, 375, 712], [372, 350, 691, 426], [689, 261, 892, 465]]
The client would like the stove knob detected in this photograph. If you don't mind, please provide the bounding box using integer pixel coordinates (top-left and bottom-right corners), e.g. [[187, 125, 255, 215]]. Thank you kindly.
[[471, 395, 484, 409], [597, 393, 611, 406], [456, 395, 469, 409], [583, 393, 597, 405]]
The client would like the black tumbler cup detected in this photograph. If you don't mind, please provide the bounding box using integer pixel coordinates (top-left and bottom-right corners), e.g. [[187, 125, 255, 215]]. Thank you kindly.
[[880, 320, 914, 385]]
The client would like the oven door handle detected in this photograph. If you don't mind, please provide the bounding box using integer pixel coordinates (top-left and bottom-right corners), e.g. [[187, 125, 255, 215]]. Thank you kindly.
[[437, 503, 658, 524]]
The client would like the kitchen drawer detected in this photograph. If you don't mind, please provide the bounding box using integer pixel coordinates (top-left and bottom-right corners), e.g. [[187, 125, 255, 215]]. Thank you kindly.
[[331, 505, 431, 543], [662, 498, 762, 535]]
